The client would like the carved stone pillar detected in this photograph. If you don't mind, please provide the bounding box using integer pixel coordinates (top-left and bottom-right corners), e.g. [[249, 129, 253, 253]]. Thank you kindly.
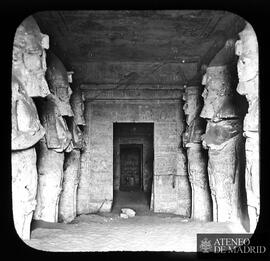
[[203, 120, 246, 223], [183, 85, 211, 221], [200, 39, 248, 225], [11, 16, 49, 240], [175, 146, 191, 217], [70, 88, 86, 126], [12, 148, 38, 240], [235, 23, 259, 232], [34, 139, 64, 222], [58, 149, 81, 223], [34, 52, 74, 222], [59, 85, 86, 223]]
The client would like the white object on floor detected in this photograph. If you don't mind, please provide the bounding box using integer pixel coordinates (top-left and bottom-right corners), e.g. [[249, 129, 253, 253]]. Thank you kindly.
[[120, 213, 129, 219], [121, 208, 136, 217]]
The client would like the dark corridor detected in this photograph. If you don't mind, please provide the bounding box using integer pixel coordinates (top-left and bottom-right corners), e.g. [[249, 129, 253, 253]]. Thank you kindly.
[[113, 123, 154, 212], [120, 144, 143, 191]]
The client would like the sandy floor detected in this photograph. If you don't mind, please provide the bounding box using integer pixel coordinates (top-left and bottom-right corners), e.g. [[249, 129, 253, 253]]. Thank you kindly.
[[24, 191, 248, 252]]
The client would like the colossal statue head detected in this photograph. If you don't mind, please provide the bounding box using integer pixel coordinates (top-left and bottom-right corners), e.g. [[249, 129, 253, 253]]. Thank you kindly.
[[200, 39, 246, 121], [235, 23, 258, 83], [183, 85, 204, 125], [182, 85, 206, 145], [70, 88, 86, 126], [235, 22, 258, 106], [13, 16, 50, 98], [200, 66, 233, 120], [12, 74, 45, 150], [39, 94, 72, 152], [45, 52, 73, 116]]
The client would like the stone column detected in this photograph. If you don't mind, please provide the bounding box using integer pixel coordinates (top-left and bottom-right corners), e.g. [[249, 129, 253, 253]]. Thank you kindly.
[[173, 98, 191, 217], [175, 146, 191, 217], [59, 149, 81, 223], [200, 39, 248, 225], [235, 23, 259, 232], [34, 52, 73, 222], [11, 16, 50, 239], [182, 85, 212, 221]]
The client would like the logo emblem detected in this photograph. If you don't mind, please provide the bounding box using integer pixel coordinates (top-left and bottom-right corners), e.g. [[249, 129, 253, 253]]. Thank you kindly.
[[199, 237, 212, 253]]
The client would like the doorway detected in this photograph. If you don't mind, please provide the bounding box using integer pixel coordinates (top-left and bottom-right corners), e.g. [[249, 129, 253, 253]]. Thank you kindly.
[[120, 144, 143, 191], [113, 123, 154, 214]]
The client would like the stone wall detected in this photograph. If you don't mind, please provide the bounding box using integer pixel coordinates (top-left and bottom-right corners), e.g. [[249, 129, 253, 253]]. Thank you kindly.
[[77, 97, 191, 215]]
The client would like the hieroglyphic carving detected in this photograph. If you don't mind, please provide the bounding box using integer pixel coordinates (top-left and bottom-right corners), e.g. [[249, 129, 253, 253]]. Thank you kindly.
[[235, 22, 259, 232]]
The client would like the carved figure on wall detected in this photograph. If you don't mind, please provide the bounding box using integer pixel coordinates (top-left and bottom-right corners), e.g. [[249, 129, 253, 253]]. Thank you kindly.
[[235, 22, 259, 232], [182, 85, 211, 221]]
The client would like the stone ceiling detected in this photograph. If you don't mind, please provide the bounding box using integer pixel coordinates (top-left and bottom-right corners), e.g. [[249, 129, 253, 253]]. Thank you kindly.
[[33, 10, 245, 86]]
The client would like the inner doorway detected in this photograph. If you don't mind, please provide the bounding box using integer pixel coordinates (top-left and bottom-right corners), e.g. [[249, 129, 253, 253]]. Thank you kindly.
[[113, 123, 154, 214], [120, 144, 142, 191]]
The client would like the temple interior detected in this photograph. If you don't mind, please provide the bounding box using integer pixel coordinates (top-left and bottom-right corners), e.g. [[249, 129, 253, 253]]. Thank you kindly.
[[11, 10, 259, 251]]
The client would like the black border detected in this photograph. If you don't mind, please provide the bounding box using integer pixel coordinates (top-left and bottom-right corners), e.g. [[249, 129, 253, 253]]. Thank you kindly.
[[4, 0, 270, 260]]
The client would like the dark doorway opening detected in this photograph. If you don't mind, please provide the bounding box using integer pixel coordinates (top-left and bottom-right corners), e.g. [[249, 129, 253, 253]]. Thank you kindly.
[[120, 144, 143, 192], [112, 123, 154, 214]]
